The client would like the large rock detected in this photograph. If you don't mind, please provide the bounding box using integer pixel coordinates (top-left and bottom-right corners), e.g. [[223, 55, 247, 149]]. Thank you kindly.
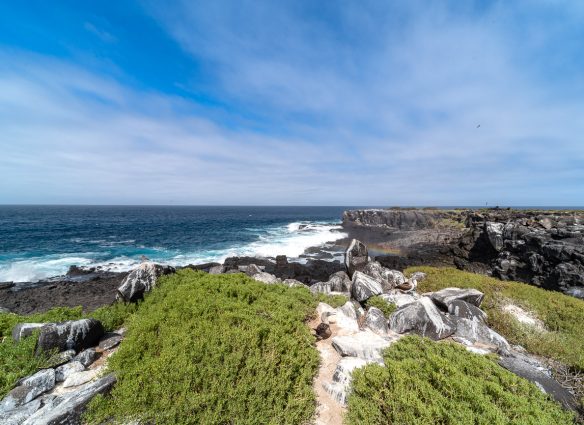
[[73, 348, 100, 368], [380, 291, 418, 308], [485, 222, 505, 251], [62, 370, 99, 388], [245, 264, 263, 276], [328, 271, 352, 292], [363, 307, 389, 336], [55, 361, 85, 383], [36, 319, 104, 354], [324, 357, 370, 405], [0, 369, 55, 412], [331, 331, 393, 362], [499, 353, 579, 412], [252, 272, 279, 284], [117, 262, 175, 302], [21, 374, 116, 425], [389, 297, 456, 340], [12, 323, 45, 342], [0, 398, 42, 425], [335, 302, 361, 333], [344, 239, 369, 277], [453, 317, 509, 350], [429, 287, 484, 309], [448, 300, 487, 323], [98, 332, 123, 350], [351, 271, 383, 302], [362, 262, 406, 292], [309, 281, 332, 294]]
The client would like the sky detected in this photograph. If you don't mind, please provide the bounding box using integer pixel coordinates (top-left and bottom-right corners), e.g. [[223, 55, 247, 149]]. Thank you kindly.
[[0, 0, 583, 206]]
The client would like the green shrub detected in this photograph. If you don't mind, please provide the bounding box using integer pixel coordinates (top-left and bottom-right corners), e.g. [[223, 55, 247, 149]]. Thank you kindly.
[[90, 302, 138, 332], [365, 295, 396, 318], [346, 336, 574, 425], [313, 292, 349, 308], [85, 270, 319, 424], [405, 267, 584, 370], [0, 334, 51, 399]]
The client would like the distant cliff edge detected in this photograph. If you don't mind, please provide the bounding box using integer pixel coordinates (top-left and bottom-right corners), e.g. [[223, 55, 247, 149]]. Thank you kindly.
[[342, 208, 584, 298]]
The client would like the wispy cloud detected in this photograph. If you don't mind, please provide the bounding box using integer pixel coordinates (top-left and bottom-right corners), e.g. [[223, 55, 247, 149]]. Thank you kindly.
[[0, 1, 583, 205]]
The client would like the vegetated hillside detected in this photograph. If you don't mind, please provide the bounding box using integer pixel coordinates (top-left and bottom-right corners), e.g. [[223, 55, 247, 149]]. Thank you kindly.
[[84, 269, 321, 425], [346, 336, 575, 425], [407, 266, 584, 371]]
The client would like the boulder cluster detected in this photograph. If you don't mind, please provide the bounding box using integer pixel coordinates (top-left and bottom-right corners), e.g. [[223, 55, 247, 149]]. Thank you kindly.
[[1, 319, 122, 425], [307, 239, 578, 412], [455, 211, 584, 298]]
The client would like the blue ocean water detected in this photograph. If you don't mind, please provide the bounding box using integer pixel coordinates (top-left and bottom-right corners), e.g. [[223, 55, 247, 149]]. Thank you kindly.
[[0, 206, 349, 282]]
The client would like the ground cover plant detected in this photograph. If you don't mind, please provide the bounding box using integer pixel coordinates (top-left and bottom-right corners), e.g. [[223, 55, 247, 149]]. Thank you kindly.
[[346, 336, 575, 425], [405, 266, 584, 371], [365, 295, 396, 318], [85, 269, 320, 425]]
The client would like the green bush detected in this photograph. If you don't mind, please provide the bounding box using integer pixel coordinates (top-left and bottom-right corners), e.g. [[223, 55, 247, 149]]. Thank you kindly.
[[0, 334, 50, 399], [314, 292, 349, 308], [85, 270, 319, 424], [346, 336, 574, 425], [405, 266, 584, 370], [365, 295, 396, 318]]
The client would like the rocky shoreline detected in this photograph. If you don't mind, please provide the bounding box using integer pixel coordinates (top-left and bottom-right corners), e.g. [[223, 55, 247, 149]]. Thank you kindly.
[[1, 208, 583, 316]]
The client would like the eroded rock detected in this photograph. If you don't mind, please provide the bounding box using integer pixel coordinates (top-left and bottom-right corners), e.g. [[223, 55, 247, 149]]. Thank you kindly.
[[117, 262, 175, 302], [363, 307, 389, 336], [389, 297, 456, 340], [344, 239, 369, 277], [351, 271, 383, 302], [430, 287, 484, 309], [36, 319, 104, 354]]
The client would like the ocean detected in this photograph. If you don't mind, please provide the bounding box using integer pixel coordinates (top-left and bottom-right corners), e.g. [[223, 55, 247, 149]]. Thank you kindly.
[[0, 206, 350, 283]]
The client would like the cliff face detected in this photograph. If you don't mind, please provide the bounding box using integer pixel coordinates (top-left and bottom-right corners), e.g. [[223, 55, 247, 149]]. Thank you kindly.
[[343, 208, 584, 298], [342, 209, 466, 230]]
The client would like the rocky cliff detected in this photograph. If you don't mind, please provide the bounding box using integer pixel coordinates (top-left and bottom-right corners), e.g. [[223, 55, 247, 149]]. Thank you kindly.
[[343, 208, 584, 298]]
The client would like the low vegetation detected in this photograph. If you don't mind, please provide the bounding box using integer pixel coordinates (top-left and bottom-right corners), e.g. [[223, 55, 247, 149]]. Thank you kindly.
[[314, 292, 349, 308], [85, 270, 320, 424], [405, 266, 584, 371], [365, 295, 396, 317], [346, 336, 575, 425]]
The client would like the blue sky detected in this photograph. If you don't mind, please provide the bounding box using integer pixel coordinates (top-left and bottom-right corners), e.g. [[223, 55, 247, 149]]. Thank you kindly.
[[0, 0, 583, 206]]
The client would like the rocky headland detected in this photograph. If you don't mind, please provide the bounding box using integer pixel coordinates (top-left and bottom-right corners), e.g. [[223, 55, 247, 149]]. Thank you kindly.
[[342, 208, 584, 298]]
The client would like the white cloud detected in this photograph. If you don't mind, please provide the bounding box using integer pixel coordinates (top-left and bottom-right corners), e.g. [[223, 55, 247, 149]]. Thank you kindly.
[[1, 1, 583, 205]]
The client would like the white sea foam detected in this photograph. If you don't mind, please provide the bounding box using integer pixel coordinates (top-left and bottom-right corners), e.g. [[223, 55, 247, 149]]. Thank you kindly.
[[0, 222, 347, 282]]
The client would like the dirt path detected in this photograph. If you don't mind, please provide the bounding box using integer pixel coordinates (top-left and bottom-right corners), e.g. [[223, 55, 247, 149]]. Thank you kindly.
[[310, 316, 345, 425]]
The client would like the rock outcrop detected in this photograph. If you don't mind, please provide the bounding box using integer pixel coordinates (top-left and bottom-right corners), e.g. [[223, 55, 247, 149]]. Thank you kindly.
[[117, 262, 175, 302], [36, 319, 104, 354], [343, 208, 584, 298]]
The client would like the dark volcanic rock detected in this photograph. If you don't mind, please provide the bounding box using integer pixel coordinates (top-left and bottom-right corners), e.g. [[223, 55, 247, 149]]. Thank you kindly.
[[343, 208, 584, 298], [223, 256, 343, 284], [36, 319, 104, 354], [0, 271, 128, 315]]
